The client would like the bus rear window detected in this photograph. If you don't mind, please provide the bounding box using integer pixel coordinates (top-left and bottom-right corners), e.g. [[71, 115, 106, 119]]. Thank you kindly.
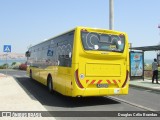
[[81, 31, 125, 52]]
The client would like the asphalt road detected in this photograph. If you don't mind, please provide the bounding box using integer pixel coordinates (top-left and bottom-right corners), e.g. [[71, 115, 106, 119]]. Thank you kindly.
[[0, 69, 160, 120]]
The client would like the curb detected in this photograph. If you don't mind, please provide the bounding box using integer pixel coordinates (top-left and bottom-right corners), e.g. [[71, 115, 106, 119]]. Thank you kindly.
[[130, 84, 160, 92]]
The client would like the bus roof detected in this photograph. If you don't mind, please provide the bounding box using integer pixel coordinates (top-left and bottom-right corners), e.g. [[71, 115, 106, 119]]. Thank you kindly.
[[29, 27, 76, 49], [28, 26, 126, 49]]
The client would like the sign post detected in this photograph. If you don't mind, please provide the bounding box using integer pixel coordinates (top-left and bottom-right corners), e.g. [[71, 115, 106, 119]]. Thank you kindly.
[[3, 45, 11, 77]]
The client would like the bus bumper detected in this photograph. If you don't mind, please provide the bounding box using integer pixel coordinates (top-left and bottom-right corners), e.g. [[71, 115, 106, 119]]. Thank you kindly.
[[72, 84, 129, 97]]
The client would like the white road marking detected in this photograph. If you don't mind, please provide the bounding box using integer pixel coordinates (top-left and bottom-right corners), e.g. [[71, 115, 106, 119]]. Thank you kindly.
[[108, 96, 157, 111], [13, 75, 21, 78]]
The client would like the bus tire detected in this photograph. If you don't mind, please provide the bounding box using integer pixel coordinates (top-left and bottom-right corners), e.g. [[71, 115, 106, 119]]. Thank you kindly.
[[30, 70, 33, 80], [47, 76, 53, 93]]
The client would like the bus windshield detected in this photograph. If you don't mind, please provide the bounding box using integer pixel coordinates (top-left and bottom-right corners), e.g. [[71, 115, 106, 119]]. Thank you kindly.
[[81, 31, 125, 52]]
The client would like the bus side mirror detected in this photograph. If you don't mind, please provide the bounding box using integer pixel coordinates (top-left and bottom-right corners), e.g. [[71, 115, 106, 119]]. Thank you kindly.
[[25, 51, 31, 57]]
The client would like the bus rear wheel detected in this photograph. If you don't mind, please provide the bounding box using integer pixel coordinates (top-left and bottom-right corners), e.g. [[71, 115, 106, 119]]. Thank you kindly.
[[47, 76, 53, 93], [30, 70, 33, 80]]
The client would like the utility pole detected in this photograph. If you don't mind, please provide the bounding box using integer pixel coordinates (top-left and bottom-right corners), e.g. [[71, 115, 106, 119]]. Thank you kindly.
[[109, 0, 114, 30]]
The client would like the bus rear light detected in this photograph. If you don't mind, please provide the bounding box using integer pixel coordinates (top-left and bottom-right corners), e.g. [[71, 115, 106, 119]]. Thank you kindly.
[[119, 33, 124, 36], [81, 29, 87, 32], [122, 70, 129, 88], [75, 69, 84, 89]]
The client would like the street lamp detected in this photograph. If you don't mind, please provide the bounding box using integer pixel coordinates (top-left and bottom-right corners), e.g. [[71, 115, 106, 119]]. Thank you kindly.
[[109, 0, 114, 30]]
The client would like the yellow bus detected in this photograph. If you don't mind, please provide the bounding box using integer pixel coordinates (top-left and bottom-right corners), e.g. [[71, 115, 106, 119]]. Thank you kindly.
[[26, 26, 130, 97]]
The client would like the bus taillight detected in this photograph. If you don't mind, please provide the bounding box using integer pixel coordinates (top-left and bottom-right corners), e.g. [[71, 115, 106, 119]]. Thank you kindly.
[[75, 69, 84, 89], [119, 33, 124, 37], [122, 70, 129, 88], [81, 29, 87, 32]]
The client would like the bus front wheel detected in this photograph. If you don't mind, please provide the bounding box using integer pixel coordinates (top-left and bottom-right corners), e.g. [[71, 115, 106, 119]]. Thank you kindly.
[[47, 76, 53, 93]]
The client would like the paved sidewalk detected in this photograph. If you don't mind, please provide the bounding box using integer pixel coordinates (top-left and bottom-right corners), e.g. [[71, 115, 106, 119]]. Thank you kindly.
[[0, 74, 56, 120], [130, 79, 160, 92]]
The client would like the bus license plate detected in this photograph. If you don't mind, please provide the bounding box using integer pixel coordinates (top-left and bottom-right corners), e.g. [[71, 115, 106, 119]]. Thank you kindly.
[[97, 84, 108, 88]]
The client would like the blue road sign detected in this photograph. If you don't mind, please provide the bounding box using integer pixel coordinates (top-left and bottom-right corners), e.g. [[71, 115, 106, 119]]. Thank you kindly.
[[3, 45, 11, 52]]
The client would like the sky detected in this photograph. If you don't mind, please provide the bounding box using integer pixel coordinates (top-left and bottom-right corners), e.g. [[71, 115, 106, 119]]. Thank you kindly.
[[0, 0, 160, 59]]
